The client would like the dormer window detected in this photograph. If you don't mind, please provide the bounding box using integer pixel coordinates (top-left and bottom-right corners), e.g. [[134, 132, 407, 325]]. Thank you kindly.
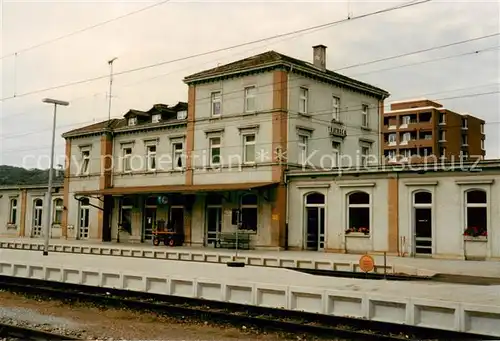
[[128, 117, 137, 126], [152, 114, 161, 123], [177, 110, 187, 120]]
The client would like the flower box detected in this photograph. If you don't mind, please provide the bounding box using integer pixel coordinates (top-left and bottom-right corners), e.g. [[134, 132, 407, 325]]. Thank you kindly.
[[345, 232, 370, 238], [6, 223, 17, 229], [464, 236, 487, 242]]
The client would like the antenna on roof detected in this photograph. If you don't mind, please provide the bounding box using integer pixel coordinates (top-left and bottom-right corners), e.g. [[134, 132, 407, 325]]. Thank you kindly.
[[107, 57, 118, 126], [347, 0, 352, 19]]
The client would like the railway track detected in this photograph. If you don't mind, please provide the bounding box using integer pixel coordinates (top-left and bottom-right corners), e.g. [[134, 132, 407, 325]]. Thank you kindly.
[[0, 322, 78, 341], [0, 275, 493, 341]]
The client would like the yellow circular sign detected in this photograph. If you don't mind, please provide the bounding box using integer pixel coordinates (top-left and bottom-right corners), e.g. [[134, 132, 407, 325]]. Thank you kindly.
[[359, 254, 375, 273]]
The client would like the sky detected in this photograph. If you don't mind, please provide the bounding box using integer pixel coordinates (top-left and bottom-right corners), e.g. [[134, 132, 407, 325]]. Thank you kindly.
[[0, 0, 498, 169]]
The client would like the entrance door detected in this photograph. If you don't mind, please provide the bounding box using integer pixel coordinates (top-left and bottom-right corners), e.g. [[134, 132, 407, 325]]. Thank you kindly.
[[170, 206, 184, 243], [143, 207, 156, 242], [32, 199, 43, 238], [206, 206, 222, 246], [414, 208, 432, 255], [304, 193, 326, 251]]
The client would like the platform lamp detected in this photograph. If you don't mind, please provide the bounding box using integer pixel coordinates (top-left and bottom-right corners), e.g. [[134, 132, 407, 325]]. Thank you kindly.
[[42, 98, 70, 256]]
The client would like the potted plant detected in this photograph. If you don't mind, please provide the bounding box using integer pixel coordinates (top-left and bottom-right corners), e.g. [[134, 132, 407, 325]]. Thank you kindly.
[[345, 226, 370, 235]]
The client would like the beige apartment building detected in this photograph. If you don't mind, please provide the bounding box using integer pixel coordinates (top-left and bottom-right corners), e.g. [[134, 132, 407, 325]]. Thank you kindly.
[[382, 99, 485, 163]]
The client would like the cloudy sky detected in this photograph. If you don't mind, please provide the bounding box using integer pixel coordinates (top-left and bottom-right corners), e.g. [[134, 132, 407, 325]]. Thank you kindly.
[[0, 0, 498, 169]]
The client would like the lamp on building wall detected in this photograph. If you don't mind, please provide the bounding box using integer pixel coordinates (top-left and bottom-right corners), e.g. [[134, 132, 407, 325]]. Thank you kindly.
[[42, 98, 70, 256]]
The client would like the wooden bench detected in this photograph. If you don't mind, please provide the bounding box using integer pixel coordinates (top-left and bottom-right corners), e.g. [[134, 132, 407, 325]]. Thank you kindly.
[[216, 232, 251, 250]]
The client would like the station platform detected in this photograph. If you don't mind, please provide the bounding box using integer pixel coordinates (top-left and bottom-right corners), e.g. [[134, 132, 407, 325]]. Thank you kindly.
[[1, 237, 500, 278], [0, 248, 499, 336]]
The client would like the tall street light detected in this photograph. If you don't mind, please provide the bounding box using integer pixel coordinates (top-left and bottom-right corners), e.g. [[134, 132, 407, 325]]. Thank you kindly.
[[42, 98, 69, 256]]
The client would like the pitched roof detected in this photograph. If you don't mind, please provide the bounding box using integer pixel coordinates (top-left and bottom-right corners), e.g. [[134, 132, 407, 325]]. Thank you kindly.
[[183, 50, 389, 98], [62, 119, 125, 138]]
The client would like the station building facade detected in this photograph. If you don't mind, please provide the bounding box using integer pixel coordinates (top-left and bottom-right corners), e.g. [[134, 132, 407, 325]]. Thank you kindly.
[[287, 160, 500, 260]]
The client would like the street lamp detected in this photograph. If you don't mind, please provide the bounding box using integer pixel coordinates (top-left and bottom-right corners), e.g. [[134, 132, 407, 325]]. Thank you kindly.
[[42, 98, 69, 256]]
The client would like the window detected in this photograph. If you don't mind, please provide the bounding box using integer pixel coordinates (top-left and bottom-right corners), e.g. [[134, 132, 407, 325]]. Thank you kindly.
[[346, 192, 370, 235], [361, 104, 369, 128], [123, 147, 132, 172], [387, 150, 396, 160], [128, 117, 137, 126], [209, 137, 221, 166], [462, 135, 468, 145], [147, 145, 156, 171], [120, 197, 133, 234], [402, 149, 412, 158], [177, 110, 187, 120], [439, 131, 446, 141], [211, 91, 221, 117], [53, 198, 63, 225], [240, 194, 257, 231], [402, 132, 411, 143], [80, 150, 90, 175], [440, 113, 446, 124], [464, 190, 487, 238], [299, 87, 308, 114], [298, 135, 308, 164], [481, 123, 484, 134], [78, 198, 90, 239], [402, 116, 411, 125], [481, 139, 485, 150], [173, 142, 184, 169], [360, 143, 371, 166], [244, 86, 256, 112], [388, 134, 396, 144], [32, 199, 43, 237], [332, 96, 340, 121], [243, 134, 256, 163], [463, 118, 468, 128], [441, 147, 446, 157], [332, 141, 341, 167], [9, 198, 17, 225], [152, 114, 161, 123]]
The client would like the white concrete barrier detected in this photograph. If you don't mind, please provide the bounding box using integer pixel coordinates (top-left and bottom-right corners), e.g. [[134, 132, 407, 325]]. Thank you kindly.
[[0, 260, 499, 336], [0, 241, 394, 274]]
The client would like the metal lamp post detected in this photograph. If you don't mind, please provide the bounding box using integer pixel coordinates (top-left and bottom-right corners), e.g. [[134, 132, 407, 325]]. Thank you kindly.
[[42, 98, 69, 256]]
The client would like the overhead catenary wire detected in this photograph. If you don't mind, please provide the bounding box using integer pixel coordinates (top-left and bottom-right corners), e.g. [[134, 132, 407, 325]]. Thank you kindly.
[[0, 0, 172, 61], [2, 34, 498, 123], [0, 0, 432, 103], [3, 88, 497, 157]]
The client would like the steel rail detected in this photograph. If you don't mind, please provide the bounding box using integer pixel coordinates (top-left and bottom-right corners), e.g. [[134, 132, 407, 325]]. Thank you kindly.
[[0, 275, 493, 341], [0, 322, 79, 341]]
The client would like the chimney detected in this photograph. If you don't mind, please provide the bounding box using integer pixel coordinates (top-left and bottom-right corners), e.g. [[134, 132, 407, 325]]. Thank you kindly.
[[312, 44, 327, 70]]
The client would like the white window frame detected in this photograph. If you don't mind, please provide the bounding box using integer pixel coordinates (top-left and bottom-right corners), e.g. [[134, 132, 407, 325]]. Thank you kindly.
[[441, 147, 446, 157], [298, 135, 308, 164], [465, 189, 488, 237], [463, 134, 468, 145], [440, 113, 446, 124], [9, 198, 17, 225], [78, 198, 90, 240], [481, 139, 485, 150], [243, 134, 256, 164], [123, 147, 133, 172], [481, 123, 484, 134], [332, 95, 340, 121], [209, 137, 221, 166], [177, 110, 187, 120], [401, 132, 411, 145], [402, 116, 411, 126], [128, 117, 137, 126], [146, 144, 157, 171], [361, 104, 369, 128], [346, 191, 371, 235], [80, 149, 90, 175], [32, 199, 43, 237], [53, 198, 63, 225], [211, 91, 222, 117], [388, 134, 396, 144], [440, 130, 446, 141], [172, 141, 184, 170], [387, 150, 396, 161], [299, 87, 308, 114], [332, 141, 341, 167], [463, 118, 468, 128], [244, 86, 256, 112], [360, 143, 371, 166], [152, 114, 161, 123]]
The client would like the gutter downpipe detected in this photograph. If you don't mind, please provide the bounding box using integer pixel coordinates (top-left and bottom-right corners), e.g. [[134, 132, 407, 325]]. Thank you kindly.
[[285, 64, 293, 250]]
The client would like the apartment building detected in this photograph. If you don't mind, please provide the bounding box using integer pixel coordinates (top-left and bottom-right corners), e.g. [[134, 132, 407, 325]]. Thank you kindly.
[[57, 45, 388, 250], [0, 184, 63, 239], [382, 99, 485, 163]]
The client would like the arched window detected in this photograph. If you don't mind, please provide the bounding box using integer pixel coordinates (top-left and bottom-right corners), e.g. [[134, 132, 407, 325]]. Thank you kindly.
[[79, 197, 90, 239], [304, 192, 326, 251], [9, 198, 18, 225], [53, 199, 64, 225], [305, 192, 325, 205], [347, 191, 370, 235], [464, 190, 487, 238], [414, 191, 432, 205], [240, 194, 258, 232]]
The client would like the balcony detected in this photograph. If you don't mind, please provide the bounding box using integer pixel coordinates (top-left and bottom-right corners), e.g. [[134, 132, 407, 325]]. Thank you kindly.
[[329, 121, 347, 138]]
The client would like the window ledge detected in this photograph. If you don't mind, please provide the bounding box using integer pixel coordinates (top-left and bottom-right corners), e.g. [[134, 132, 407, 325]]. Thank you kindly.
[[298, 112, 311, 118], [361, 126, 372, 131], [237, 229, 257, 234], [6, 224, 17, 230], [52, 224, 61, 228], [345, 232, 370, 238], [464, 236, 487, 242]]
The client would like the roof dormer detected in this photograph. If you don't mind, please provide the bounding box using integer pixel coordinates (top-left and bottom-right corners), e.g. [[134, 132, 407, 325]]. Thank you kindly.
[[124, 109, 150, 126]]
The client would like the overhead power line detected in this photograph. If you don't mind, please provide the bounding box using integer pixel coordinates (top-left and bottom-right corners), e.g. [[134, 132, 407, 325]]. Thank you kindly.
[[0, 0, 431, 103], [0, 0, 172, 60]]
